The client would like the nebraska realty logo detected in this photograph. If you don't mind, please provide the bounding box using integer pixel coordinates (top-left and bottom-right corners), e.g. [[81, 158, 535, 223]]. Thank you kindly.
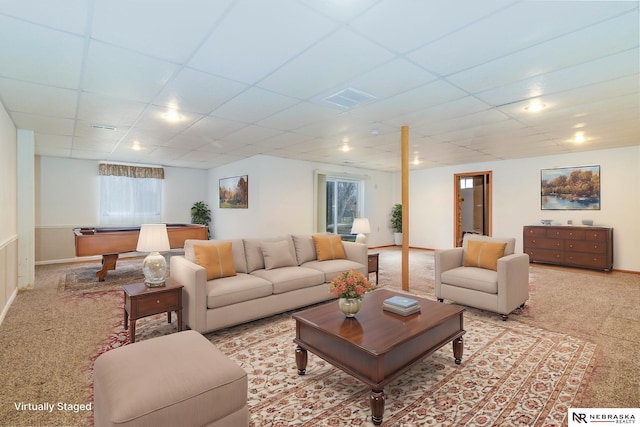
[[569, 408, 638, 425]]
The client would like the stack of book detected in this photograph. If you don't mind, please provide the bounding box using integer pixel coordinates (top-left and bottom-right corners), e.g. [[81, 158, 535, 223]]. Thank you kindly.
[[382, 296, 421, 316]]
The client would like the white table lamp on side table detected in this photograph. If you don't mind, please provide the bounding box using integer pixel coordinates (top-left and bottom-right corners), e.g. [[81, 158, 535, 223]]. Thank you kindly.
[[136, 224, 170, 287], [351, 218, 371, 245]]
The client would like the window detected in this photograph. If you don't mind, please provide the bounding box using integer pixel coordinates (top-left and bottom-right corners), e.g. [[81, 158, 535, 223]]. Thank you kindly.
[[460, 177, 474, 189], [99, 164, 164, 225], [325, 178, 360, 236]]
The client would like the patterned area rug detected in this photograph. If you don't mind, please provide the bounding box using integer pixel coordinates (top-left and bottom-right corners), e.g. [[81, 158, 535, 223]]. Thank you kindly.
[[91, 291, 596, 427]]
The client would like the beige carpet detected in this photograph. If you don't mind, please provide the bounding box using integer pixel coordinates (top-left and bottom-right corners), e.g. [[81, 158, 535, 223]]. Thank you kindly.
[[0, 248, 637, 427]]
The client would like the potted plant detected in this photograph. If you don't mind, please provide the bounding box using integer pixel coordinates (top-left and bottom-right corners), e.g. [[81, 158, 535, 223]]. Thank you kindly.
[[391, 203, 402, 245], [191, 201, 211, 238]]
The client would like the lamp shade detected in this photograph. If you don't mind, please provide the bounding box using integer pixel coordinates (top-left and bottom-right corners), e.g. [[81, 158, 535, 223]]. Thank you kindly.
[[351, 218, 371, 235], [136, 224, 170, 253]]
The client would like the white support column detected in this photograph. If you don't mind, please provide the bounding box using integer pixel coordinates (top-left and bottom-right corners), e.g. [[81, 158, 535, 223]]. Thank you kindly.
[[17, 129, 35, 290]]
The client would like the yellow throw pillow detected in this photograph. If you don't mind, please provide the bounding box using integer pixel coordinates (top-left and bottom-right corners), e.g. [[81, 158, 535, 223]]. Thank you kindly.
[[464, 240, 507, 271], [312, 234, 346, 261], [194, 242, 237, 280]]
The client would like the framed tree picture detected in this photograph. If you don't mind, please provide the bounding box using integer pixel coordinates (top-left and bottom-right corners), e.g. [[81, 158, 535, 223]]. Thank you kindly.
[[541, 165, 600, 210], [219, 175, 248, 209]]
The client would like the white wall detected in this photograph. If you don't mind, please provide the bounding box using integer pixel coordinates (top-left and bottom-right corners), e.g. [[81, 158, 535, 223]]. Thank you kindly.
[[409, 146, 640, 271], [33, 146, 640, 271], [208, 155, 395, 246], [0, 101, 18, 322], [35, 157, 209, 261]]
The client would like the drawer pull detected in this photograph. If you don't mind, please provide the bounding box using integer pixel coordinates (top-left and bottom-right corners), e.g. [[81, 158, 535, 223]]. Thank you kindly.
[[594, 245, 598, 249], [569, 244, 573, 248], [156, 300, 160, 304]]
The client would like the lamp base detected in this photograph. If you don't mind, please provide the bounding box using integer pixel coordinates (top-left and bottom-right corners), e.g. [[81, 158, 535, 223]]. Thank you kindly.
[[142, 251, 167, 287], [355, 234, 367, 244]]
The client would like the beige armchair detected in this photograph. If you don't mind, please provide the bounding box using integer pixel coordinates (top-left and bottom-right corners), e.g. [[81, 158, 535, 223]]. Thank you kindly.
[[435, 234, 529, 320]]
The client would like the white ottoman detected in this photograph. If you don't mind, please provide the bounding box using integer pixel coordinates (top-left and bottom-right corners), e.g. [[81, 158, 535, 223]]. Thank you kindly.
[[93, 330, 248, 427]]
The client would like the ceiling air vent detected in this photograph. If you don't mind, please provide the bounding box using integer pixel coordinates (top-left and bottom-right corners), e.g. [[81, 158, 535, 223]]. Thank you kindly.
[[91, 124, 117, 131], [324, 88, 376, 109]]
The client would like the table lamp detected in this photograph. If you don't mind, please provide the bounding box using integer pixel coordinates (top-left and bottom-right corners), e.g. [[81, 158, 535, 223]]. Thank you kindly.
[[351, 218, 371, 245], [136, 224, 170, 287]]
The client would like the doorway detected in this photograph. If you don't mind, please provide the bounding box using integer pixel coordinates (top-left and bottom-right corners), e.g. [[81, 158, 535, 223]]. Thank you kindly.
[[454, 171, 492, 247]]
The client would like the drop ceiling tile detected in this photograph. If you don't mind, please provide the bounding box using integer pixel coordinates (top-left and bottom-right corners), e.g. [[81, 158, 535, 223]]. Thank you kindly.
[[408, 1, 637, 76], [498, 76, 640, 120], [77, 93, 146, 127], [146, 146, 192, 161], [351, 0, 517, 53], [353, 79, 469, 123], [134, 105, 204, 135], [220, 125, 284, 144], [189, 0, 335, 84], [381, 96, 492, 129], [154, 68, 248, 114], [476, 49, 640, 107], [82, 41, 179, 103], [0, 0, 89, 34], [257, 101, 339, 131], [298, 0, 379, 22], [182, 115, 247, 140], [35, 134, 73, 149], [71, 138, 119, 153], [91, 0, 234, 63], [10, 112, 74, 135], [257, 28, 395, 99], [0, 15, 84, 88], [0, 78, 77, 117], [210, 87, 299, 123], [447, 11, 640, 94], [165, 135, 212, 151]]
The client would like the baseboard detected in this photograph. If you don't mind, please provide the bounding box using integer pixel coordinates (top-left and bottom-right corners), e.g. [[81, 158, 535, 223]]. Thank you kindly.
[[0, 287, 18, 327]]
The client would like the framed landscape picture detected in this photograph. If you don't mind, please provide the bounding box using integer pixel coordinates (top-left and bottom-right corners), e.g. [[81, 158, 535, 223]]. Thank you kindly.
[[219, 175, 248, 209], [541, 165, 600, 210]]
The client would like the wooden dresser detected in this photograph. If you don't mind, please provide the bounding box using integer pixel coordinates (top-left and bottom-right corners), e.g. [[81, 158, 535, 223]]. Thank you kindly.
[[523, 225, 613, 272]]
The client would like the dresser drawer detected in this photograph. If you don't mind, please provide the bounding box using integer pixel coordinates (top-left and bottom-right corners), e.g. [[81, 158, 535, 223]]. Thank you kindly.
[[524, 227, 547, 237], [525, 248, 564, 264], [546, 228, 584, 240], [565, 252, 609, 269], [585, 229, 608, 241], [524, 237, 564, 250], [566, 240, 607, 254]]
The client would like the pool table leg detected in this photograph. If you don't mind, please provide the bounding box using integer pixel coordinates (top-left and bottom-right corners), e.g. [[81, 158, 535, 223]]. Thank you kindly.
[[97, 254, 119, 281]]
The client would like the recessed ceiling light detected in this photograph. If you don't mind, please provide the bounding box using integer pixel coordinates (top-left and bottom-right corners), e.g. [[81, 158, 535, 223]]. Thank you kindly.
[[132, 141, 141, 151], [163, 110, 183, 122], [574, 132, 586, 143], [341, 143, 351, 152], [524, 101, 546, 113]]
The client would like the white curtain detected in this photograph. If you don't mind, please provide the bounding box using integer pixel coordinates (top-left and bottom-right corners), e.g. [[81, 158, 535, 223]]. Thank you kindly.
[[99, 164, 163, 225]]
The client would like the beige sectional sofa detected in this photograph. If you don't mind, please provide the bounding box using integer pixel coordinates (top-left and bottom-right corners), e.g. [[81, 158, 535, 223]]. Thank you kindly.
[[169, 234, 368, 334]]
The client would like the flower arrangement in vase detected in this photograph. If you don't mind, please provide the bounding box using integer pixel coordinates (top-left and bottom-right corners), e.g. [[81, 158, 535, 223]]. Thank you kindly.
[[329, 269, 375, 317]]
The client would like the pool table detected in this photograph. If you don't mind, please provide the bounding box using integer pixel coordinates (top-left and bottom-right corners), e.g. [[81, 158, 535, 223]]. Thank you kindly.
[[73, 224, 208, 281]]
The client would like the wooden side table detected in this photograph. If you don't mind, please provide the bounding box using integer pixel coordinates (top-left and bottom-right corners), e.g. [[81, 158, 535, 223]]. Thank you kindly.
[[122, 278, 183, 343], [368, 253, 379, 284]]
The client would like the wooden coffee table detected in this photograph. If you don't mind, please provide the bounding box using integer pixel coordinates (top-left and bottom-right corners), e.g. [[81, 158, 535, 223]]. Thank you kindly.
[[122, 278, 183, 343], [293, 289, 465, 425]]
